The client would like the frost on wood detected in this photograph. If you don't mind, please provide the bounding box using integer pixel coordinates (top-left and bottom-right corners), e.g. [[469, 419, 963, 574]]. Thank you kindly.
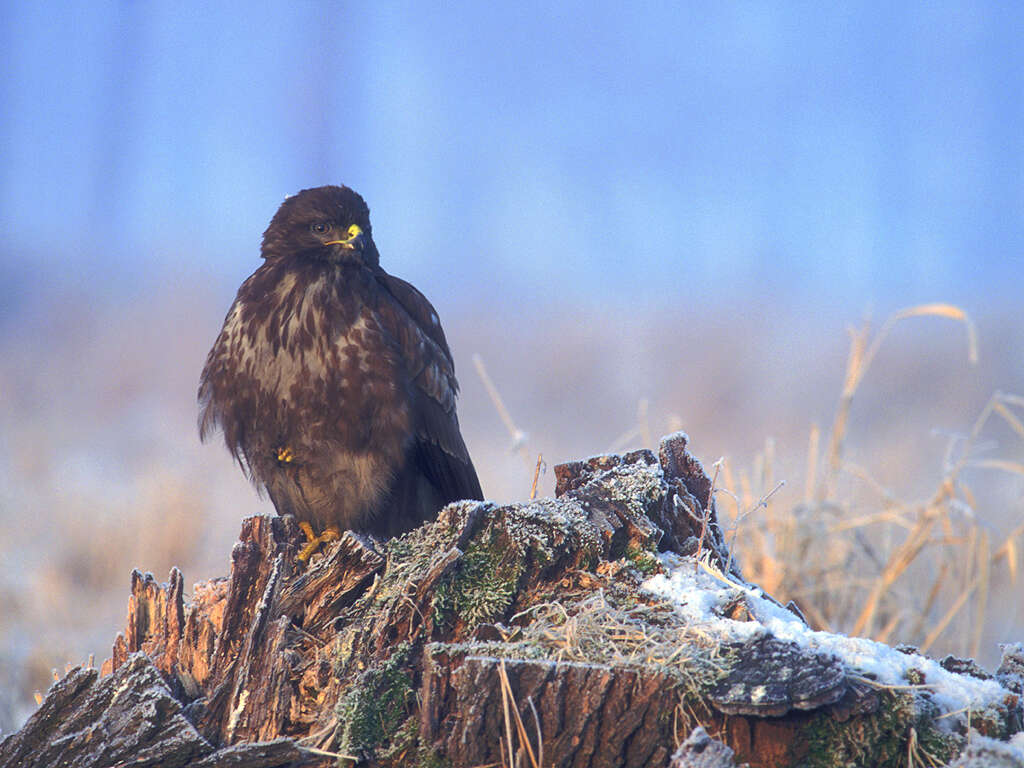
[[553, 432, 738, 576], [0, 652, 310, 768], [5, 432, 1022, 768], [669, 726, 748, 768], [707, 635, 847, 717]]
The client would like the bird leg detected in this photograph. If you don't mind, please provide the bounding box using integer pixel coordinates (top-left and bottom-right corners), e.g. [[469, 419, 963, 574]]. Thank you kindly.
[[296, 521, 341, 564]]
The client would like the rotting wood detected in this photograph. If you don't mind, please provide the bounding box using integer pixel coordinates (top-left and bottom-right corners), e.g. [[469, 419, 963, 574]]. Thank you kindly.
[[6, 432, 1022, 768], [669, 726, 747, 768], [0, 652, 321, 768]]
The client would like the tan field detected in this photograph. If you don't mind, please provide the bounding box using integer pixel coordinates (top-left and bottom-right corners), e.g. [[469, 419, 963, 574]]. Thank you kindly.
[[0, 282, 1021, 734]]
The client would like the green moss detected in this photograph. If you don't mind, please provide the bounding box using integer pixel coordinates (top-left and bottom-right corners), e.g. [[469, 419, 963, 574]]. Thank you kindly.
[[625, 545, 659, 574], [432, 528, 525, 628], [913, 720, 961, 767], [375, 716, 419, 764], [336, 646, 416, 757], [533, 544, 553, 566], [803, 690, 959, 768], [415, 746, 451, 768], [428, 638, 562, 662]]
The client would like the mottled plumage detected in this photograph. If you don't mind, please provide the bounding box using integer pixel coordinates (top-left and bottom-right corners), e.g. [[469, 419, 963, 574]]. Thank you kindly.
[[199, 185, 483, 539]]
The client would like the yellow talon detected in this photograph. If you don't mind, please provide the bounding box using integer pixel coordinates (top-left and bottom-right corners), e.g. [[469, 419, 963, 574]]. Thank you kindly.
[[276, 446, 294, 464], [296, 524, 342, 564]]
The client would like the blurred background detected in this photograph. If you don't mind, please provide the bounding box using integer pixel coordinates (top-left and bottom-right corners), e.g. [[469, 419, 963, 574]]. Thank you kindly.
[[2, 1, 1023, 734]]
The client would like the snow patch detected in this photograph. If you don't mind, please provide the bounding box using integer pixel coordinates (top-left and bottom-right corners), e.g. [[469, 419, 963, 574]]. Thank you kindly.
[[643, 554, 1015, 726]]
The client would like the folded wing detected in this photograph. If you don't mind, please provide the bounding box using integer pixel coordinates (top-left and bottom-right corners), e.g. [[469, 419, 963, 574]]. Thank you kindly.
[[377, 271, 484, 504]]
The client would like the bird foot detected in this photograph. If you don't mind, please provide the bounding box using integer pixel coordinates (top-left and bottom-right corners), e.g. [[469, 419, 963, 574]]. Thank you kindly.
[[296, 523, 341, 564]]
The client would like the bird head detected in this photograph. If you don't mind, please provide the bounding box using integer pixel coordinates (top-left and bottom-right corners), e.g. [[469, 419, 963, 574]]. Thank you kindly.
[[260, 185, 380, 267]]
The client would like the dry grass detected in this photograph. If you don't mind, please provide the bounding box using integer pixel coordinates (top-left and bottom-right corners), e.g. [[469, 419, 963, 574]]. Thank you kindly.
[[493, 589, 727, 767], [496, 659, 544, 768], [469, 302, 1023, 661], [473, 353, 534, 473], [718, 305, 1023, 658], [513, 590, 722, 669]]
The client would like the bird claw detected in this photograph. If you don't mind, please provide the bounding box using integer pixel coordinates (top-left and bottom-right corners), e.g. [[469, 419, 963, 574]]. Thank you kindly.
[[298, 521, 317, 541], [296, 524, 342, 564]]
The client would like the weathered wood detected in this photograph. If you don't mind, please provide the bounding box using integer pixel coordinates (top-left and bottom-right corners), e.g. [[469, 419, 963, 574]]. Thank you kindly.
[[190, 737, 310, 768], [8, 436, 1022, 767], [420, 650, 681, 768], [669, 726, 747, 768], [996, 643, 1024, 694], [278, 531, 384, 634], [110, 515, 379, 751], [0, 652, 320, 768], [708, 635, 847, 717], [554, 433, 738, 577]]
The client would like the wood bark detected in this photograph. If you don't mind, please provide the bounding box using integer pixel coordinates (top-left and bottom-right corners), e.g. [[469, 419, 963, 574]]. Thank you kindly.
[[0, 652, 314, 768], [668, 727, 746, 768], [4, 432, 1021, 767]]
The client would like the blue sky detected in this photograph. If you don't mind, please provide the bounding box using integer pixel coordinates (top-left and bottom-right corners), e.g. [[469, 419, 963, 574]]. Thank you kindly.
[[2, 2, 1022, 315]]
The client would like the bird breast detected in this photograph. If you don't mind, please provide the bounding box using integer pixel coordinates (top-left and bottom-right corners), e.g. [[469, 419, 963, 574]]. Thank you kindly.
[[221, 265, 413, 452]]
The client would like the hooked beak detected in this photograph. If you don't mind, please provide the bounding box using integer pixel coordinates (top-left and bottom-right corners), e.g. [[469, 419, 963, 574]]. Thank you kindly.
[[324, 224, 366, 251]]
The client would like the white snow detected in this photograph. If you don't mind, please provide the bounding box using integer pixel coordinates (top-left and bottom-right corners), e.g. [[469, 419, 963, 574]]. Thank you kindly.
[[643, 553, 1016, 727]]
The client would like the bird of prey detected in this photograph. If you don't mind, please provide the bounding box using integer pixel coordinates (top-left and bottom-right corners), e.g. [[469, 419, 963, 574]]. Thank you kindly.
[[199, 185, 483, 559]]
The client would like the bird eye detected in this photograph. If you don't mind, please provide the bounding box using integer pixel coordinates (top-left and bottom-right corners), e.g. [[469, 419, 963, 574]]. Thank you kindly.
[[310, 222, 330, 234]]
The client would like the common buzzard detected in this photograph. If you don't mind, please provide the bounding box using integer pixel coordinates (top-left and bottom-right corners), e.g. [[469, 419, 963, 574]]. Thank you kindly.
[[199, 185, 483, 557]]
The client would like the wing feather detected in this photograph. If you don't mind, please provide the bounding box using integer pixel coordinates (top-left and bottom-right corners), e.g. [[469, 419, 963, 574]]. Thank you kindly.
[[377, 271, 484, 502]]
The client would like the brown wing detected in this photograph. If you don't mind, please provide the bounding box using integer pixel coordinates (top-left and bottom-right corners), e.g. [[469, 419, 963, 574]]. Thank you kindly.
[[377, 271, 484, 503]]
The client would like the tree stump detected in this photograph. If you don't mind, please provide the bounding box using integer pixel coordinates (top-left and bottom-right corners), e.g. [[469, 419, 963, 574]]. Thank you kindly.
[[4, 432, 1022, 767]]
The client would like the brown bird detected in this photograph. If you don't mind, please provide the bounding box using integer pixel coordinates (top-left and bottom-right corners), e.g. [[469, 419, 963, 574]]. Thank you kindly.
[[199, 185, 483, 558]]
